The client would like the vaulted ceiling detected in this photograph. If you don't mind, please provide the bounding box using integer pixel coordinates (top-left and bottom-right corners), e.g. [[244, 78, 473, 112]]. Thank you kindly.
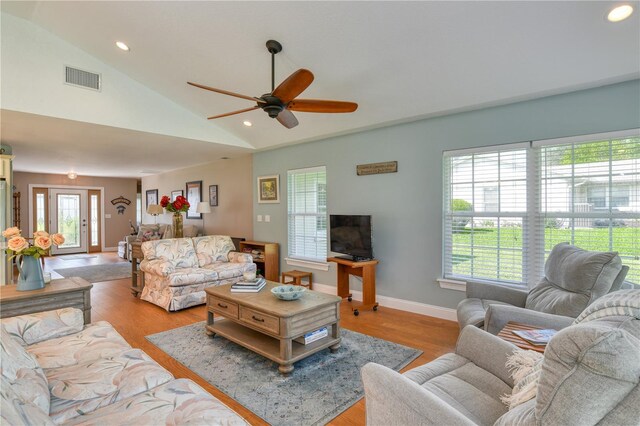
[[2, 1, 639, 177]]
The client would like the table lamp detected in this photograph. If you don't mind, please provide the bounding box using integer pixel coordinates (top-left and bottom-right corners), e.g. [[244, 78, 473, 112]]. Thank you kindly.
[[146, 204, 163, 223], [196, 202, 211, 234]]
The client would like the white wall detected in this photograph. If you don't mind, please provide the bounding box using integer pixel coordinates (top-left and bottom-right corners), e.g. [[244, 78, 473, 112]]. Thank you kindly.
[[0, 12, 249, 148], [141, 156, 253, 239]]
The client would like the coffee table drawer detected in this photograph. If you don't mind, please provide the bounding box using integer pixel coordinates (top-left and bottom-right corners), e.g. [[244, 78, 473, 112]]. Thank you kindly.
[[239, 307, 280, 334], [208, 296, 239, 318]]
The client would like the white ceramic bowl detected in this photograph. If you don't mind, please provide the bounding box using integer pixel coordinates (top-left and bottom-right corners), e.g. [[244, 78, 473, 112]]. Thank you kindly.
[[243, 271, 256, 281], [271, 285, 306, 301]]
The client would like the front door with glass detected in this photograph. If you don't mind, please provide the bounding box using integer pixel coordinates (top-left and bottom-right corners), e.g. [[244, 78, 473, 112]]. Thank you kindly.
[[49, 189, 88, 255]]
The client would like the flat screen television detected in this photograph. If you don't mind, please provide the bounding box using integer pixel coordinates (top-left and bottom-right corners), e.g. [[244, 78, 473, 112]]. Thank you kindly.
[[329, 215, 373, 261]]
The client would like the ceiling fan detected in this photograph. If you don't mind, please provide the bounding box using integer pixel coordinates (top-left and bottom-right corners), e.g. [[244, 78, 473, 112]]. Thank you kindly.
[[187, 40, 358, 129]]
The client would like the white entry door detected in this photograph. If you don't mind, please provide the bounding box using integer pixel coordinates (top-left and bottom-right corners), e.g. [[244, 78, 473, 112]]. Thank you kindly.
[[50, 189, 88, 255]]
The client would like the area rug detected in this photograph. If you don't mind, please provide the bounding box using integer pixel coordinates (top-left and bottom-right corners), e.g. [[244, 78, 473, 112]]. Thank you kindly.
[[53, 263, 131, 283], [60, 255, 98, 261], [147, 322, 422, 426]]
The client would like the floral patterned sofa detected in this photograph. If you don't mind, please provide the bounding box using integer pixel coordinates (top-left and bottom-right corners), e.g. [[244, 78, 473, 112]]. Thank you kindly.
[[140, 235, 256, 311], [0, 308, 247, 425]]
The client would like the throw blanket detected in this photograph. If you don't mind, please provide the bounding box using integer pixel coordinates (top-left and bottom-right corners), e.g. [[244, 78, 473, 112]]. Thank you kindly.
[[574, 289, 640, 324], [501, 350, 544, 410]]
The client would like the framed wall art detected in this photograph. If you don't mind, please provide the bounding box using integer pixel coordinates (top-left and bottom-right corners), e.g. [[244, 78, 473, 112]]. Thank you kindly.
[[185, 180, 202, 219], [257, 175, 279, 203], [171, 190, 183, 202], [209, 185, 218, 206], [145, 189, 158, 209]]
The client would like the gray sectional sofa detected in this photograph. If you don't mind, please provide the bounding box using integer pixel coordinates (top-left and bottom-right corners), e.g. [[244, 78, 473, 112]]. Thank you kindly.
[[362, 289, 640, 425]]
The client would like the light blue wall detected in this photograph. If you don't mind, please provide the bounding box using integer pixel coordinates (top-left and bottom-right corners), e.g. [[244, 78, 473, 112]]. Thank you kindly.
[[253, 80, 640, 310]]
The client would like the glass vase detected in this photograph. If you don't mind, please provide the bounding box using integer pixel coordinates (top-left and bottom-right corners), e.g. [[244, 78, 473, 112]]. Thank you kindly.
[[173, 212, 184, 238]]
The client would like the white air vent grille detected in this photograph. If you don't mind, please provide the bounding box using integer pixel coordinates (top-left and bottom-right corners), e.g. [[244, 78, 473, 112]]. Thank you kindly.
[[65, 66, 101, 91]]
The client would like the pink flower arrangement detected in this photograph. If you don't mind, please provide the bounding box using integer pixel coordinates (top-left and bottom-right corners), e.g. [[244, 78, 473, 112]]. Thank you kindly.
[[2, 228, 65, 259]]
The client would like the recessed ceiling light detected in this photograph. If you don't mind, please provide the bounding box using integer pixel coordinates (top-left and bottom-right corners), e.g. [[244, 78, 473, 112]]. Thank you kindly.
[[607, 4, 633, 22], [243, 121, 252, 127], [115, 41, 130, 51]]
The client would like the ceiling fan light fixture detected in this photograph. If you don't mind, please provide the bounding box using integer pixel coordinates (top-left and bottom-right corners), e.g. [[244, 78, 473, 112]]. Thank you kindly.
[[607, 4, 633, 22], [115, 41, 130, 51], [264, 106, 283, 118]]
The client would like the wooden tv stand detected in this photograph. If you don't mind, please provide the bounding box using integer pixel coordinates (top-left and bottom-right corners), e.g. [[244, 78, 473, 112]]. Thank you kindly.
[[327, 257, 379, 316]]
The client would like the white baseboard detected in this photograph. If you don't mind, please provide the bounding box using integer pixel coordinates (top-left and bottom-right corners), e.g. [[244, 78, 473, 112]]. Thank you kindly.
[[311, 282, 458, 322], [102, 247, 117, 252]]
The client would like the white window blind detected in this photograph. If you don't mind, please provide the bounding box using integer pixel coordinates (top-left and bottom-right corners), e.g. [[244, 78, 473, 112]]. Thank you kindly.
[[538, 134, 640, 284], [287, 166, 327, 261], [443, 130, 640, 287], [443, 147, 530, 285]]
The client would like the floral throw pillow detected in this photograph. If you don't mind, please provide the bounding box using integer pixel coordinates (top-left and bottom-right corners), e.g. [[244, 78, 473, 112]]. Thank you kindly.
[[137, 225, 161, 242]]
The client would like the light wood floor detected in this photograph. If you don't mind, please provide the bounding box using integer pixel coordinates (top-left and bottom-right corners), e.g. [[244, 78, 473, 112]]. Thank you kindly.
[[43, 252, 460, 425]]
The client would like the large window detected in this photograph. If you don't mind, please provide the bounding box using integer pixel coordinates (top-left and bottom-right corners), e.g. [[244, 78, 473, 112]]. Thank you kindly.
[[443, 130, 639, 286], [287, 166, 327, 262], [443, 145, 529, 284]]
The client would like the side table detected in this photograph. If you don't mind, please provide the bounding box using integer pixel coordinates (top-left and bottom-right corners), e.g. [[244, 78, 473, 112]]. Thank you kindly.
[[281, 270, 313, 290], [497, 321, 547, 354], [0, 277, 93, 324], [130, 241, 145, 297]]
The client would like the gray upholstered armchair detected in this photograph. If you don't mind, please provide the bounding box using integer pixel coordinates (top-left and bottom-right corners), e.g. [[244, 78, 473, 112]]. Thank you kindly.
[[456, 243, 629, 334], [362, 290, 640, 425]]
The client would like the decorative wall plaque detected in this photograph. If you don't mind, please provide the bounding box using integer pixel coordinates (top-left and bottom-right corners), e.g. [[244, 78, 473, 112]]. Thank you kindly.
[[356, 161, 398, 176], [111, 195, 131, 205]]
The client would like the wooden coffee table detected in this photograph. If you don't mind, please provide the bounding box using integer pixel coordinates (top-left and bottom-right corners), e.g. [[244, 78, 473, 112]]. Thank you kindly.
[[205, 281, 342, 374]]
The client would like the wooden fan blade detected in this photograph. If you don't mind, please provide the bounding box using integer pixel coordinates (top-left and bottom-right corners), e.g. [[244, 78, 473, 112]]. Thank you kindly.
[[272, 69, 314, 103], [276, 109, 299, 129], [207, 106, 259, 120], [188, 81, 265, 103], [288, 99, 358, 113]]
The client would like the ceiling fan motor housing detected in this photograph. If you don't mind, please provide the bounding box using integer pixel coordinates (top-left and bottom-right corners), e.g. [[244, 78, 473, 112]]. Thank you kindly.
[[260, 94, 285, 118]]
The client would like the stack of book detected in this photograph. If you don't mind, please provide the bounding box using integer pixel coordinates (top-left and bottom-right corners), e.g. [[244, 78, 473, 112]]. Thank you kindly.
[[294, 327, 328, 345], [231, 277, 266, 293]]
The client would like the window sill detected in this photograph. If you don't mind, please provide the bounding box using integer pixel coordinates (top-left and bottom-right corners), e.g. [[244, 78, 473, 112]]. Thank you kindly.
[[437, 278, 467, 292], [285, 257, 330, 271]]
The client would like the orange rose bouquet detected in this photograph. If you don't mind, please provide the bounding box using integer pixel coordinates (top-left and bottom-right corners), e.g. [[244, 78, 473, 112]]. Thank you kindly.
[[2, 228, 65, 259]]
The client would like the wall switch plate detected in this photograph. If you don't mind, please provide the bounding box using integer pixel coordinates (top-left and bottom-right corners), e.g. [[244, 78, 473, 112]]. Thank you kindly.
[[265, 215, 271, 222], [257, 215, 263, 222], [105, 214, 111, 219]]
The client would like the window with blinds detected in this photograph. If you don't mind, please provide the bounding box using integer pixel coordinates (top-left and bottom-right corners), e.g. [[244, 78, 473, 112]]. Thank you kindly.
[[443, 130, 639, 287], [287, 166, 327, 261], [443, 146, 530, 285], [537, 134, 640, 284]]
